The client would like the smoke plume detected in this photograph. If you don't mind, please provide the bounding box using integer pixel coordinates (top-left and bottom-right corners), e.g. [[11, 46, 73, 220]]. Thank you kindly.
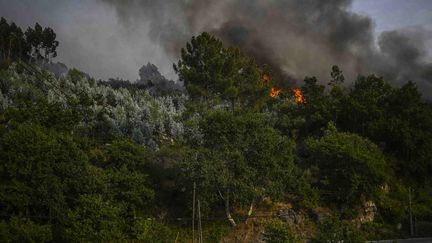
[[1, 0, 431, 96], [98, 0, 432, 95]]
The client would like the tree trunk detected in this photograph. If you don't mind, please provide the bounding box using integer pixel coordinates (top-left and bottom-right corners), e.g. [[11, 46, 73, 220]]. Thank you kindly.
[[1, 38, 4, 60], [8, 38, 12, 60], [231, 98, 235, 112]]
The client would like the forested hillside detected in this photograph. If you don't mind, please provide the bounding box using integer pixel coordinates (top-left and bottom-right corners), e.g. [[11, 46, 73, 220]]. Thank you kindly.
[[0, 17, 432, 242]]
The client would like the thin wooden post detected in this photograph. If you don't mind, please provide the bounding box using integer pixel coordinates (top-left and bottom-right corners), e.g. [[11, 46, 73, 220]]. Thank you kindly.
[[409, 187, 413, 236], [198, 200, 203, 243], [192, 182, 196, 243]]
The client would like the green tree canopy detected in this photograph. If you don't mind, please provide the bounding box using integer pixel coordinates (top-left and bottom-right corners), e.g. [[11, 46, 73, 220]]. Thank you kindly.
[[304, 123, 389, 208], [66, 194, 125, 242], [0, 123, 91, 219], [174, 32, 268, 110], [182, 110, 301, 225]]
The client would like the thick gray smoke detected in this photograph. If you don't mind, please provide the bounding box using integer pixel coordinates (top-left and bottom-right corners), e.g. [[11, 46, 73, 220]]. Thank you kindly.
[[377, 28, 432, 91], [1, 0, 431, 96], [100, 0, 432, 95]]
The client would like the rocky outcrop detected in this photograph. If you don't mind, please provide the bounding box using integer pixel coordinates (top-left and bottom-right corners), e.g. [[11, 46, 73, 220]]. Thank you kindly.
[[277, 208, 304, 225], [358, 200, 377, 223]]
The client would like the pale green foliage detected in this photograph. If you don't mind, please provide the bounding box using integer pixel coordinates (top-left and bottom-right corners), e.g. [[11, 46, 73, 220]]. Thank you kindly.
[[0, 65, 186, 147]]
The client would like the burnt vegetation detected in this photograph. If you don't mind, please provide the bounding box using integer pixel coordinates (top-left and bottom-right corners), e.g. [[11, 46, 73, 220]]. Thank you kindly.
[[0, 17, 432, 242]]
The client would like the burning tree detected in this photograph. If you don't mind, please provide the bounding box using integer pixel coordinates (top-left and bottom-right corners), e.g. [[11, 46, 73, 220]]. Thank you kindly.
[[270, 87, 282, 98], [293, 88, 304, 104]]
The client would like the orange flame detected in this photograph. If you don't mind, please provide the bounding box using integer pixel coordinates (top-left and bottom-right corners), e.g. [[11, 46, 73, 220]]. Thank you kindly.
[[262, 73, 270, 83], [293, 88, 304, 104], [270, 87, 282, 98]]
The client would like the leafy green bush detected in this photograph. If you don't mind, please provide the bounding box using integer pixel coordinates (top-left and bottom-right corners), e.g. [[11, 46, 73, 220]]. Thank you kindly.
[[0, 217, 52, 243], [304, 123, 389, 209], [133, 219, 173, 243], [66, 194, 126, 242], [263, 220, 298, 243], [313, 215, 366, 243]]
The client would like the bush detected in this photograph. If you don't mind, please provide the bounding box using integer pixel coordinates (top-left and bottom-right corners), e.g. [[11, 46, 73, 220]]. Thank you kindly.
[[263, 220, 298, 243], [66, 194, 126, 242], [304, 123, 388, 209], [0, 217, 52, 243], [313, 215, 366, 243], [133, 219, 173, 243]]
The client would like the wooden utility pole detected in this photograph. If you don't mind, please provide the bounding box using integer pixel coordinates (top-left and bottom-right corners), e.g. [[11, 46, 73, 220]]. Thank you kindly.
[[198, 200, 203, 243], [409, 187, 414, 236], [192, 182, 196, 243]]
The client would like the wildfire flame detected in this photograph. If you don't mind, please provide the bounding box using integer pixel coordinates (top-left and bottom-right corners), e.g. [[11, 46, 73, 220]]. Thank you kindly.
[[262, 73, 270, 83], [270, 87, 282, 98], [262, 73, 303, 103], [293, 88, 304, 104]]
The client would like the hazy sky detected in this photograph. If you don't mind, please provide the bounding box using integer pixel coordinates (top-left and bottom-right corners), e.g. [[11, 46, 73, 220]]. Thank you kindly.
[[351, 0, 432, 60], [351, 0, 432, 33], [0, 0, 431, 86], [0, 0, 171, 80]]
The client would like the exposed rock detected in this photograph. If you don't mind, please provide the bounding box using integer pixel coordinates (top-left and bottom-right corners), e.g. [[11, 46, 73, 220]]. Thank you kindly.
[[358, 200, 377, 223], [309, 207, 332, 223], [277, 208, 304, 225]]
